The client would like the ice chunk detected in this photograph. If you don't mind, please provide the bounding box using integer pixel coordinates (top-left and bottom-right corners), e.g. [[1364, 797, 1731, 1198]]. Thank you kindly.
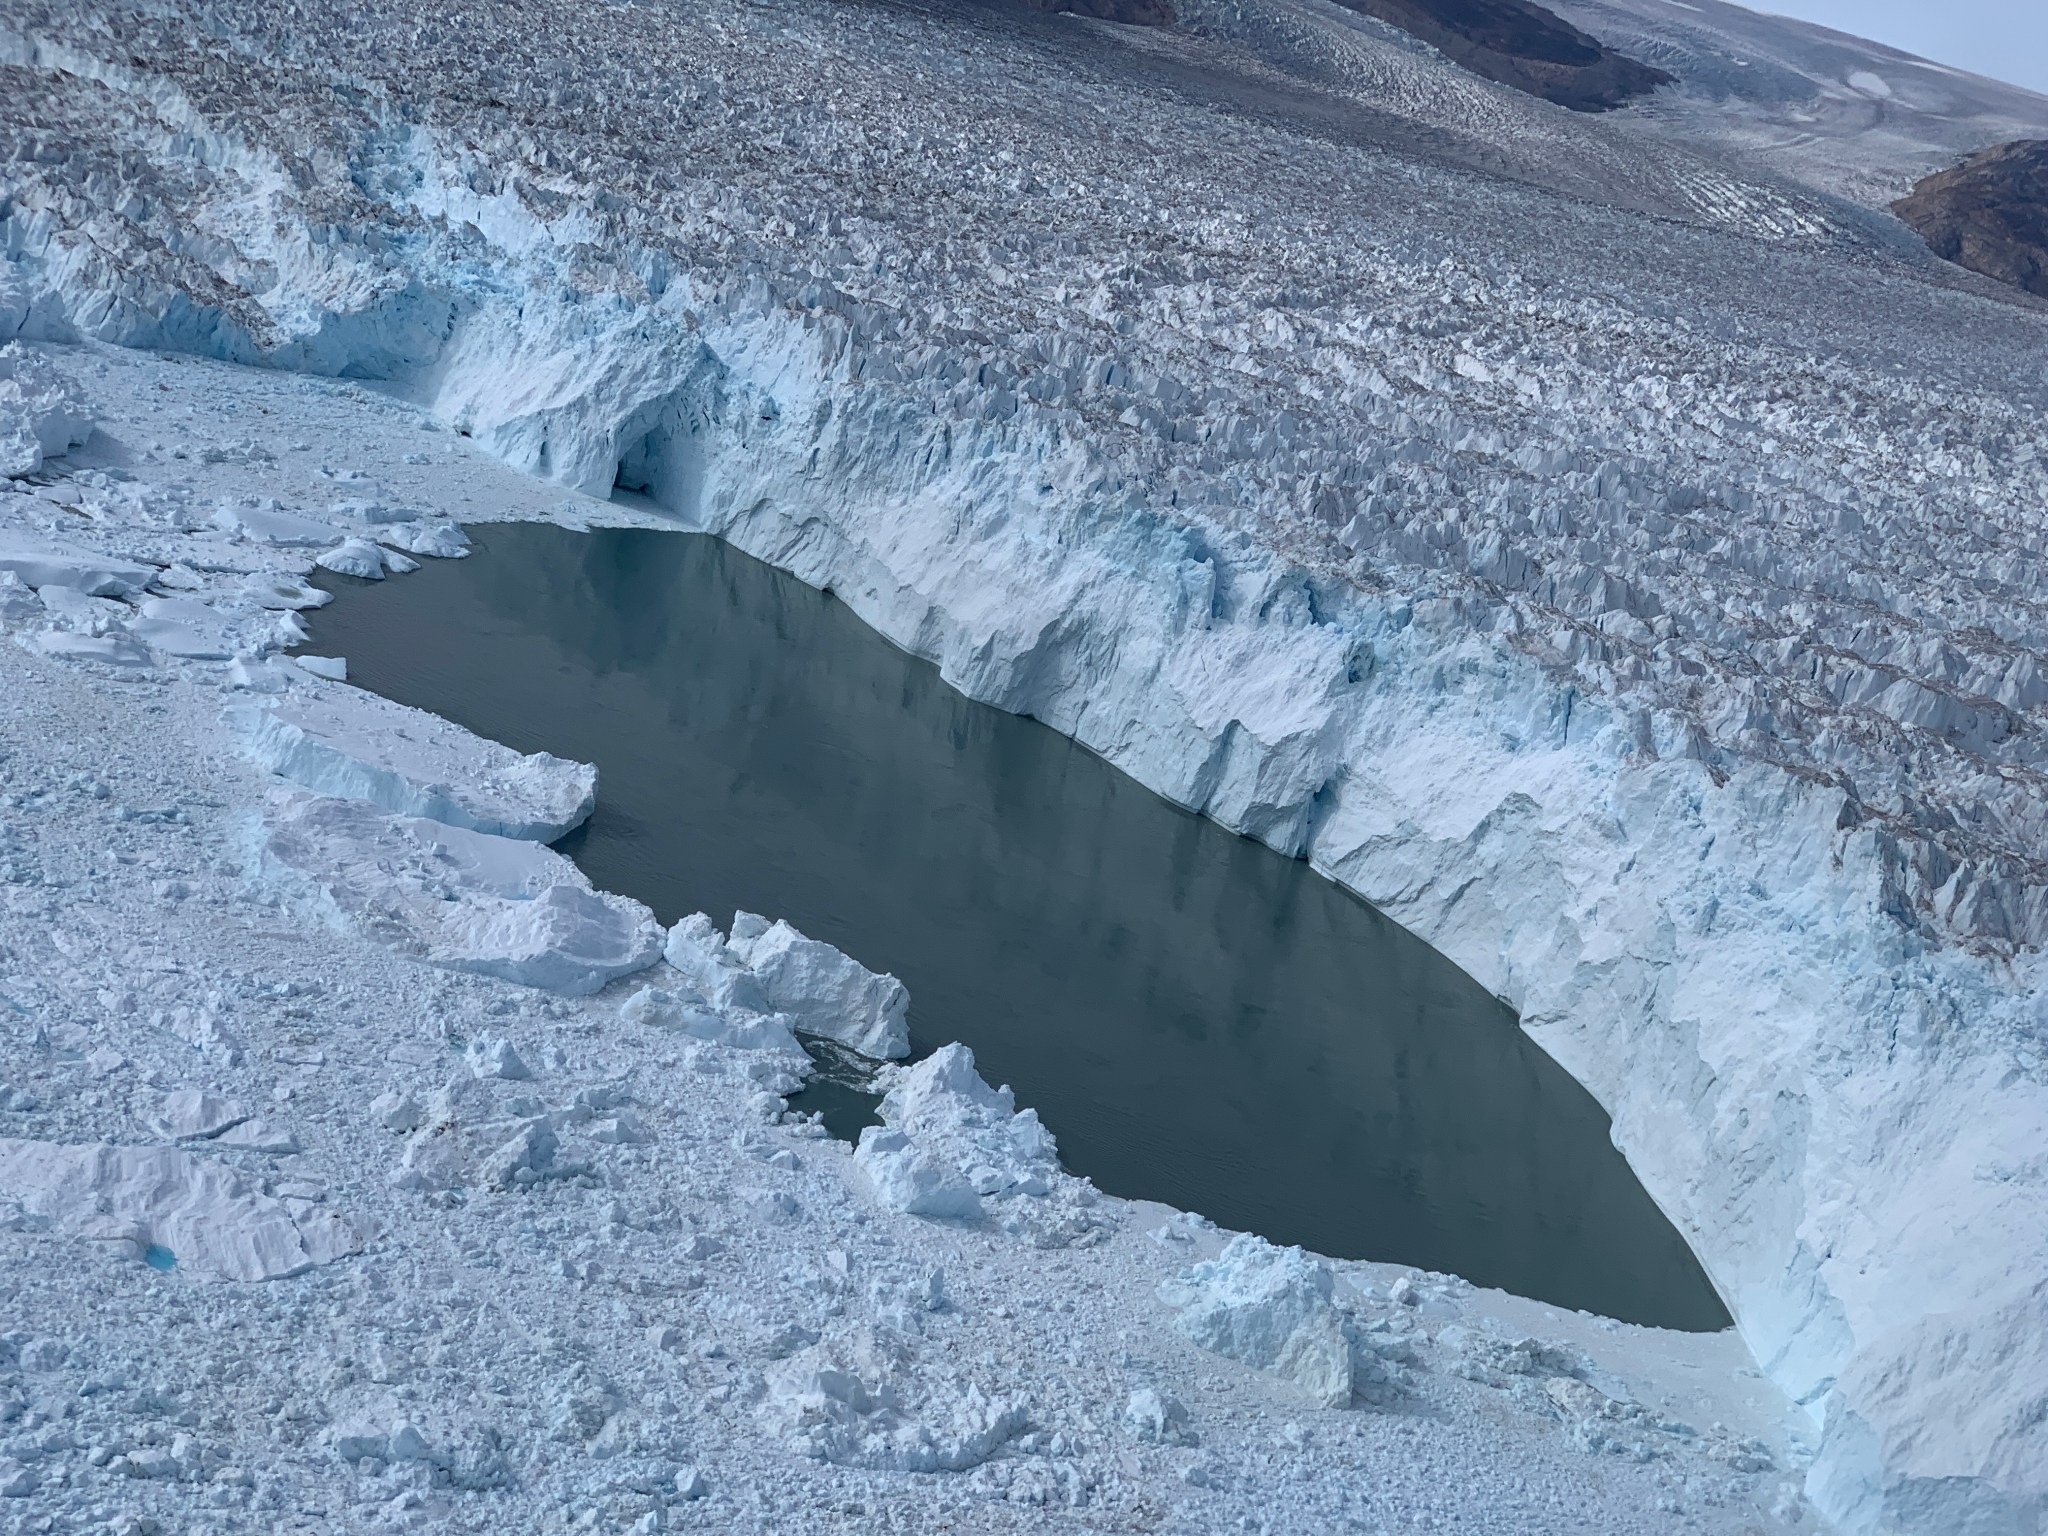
[[617, 984, 805, 1056], [212, 1118, 299, 1154], [1157, 1235, 1354, 1409], [226, 655, 298, 692], [384, 520, 472, 558], [725, 912, 911, 1059], [1124, 1387, 1195, 1445], [852, 1127, 983, 1221], [662, 913, 770, 1013], [370, 1089, 423, 1133], [329, 497, 418, 525], [229, 689, 597, 841], [260, 790, 661, 995], [760, 1335, 1024, 1471], [879, 1043, 1010, 1130], [465, 1033, 531, 1080], [872, 1044, 1059, 1199], [0, 344, 91, 478], [330, 1417, 434, 1465], [33, 583, 123, 631], [0, 571, 35, 626], [315, 538, 402, 579], [293, 655, 347, 681], [209, 503, 341, 547], [0, 540, 155, 597], [21, 629, 154, 668], [0, 1136, 360, 1281], [241, 575, 332, 611], [127, 597, 233, 660]]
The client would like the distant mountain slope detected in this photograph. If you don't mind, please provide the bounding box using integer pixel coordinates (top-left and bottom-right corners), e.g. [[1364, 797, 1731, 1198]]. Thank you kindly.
[[1544, 0, 2048, 209], [1022, 0, 1178, 24], [1329, 0, 1671, 110]]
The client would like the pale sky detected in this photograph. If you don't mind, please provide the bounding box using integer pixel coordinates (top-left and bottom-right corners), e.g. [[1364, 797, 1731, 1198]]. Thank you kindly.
[[1755, 1, 2048, 96]]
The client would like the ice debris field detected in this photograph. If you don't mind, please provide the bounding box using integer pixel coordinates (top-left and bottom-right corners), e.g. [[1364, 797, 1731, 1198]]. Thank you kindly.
[[1, 0, 2046, 1531]]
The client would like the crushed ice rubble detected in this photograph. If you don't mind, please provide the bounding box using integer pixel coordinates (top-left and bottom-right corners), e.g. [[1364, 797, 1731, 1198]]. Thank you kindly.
[[0, 346, 1807, 1533], [4, 0, 2046, 1525]]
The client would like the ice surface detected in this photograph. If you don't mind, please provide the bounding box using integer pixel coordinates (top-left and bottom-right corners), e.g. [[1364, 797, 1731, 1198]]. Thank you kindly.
[[208, 502, 339, 547], [230, 686, 597, 841], [1158, 1235, 1355, 1409], [313, 537, 400, 580], [259, 791, 662, 994], [852, 1127, 984, 1222], [0, 540, 155, 598], [0, 1137, 360, 1281], [0, 346, 1815, 1532], [724, 912, 912, 1060], [4, 0, 2043, 1517], [0, 343, 91, 477]]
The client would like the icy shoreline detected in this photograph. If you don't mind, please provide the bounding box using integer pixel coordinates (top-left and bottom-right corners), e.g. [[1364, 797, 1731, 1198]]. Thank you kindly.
[[0, 342, 1809, 1533], [3, 0, 2046, 1526]]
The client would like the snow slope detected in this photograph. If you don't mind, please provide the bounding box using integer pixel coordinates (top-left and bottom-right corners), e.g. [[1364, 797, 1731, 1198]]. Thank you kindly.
[[3, 0, 2047, 1529]]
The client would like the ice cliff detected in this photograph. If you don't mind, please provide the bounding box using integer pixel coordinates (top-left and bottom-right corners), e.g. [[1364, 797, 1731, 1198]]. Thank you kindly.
[[3, 0, 2047, 1529]]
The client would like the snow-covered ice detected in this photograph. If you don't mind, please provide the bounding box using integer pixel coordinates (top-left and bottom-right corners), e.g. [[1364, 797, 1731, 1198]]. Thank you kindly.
[[1159, 1235, 1356, 1409], [0, 342, 89, 476], [723, 913, 912, 1061], [2, 0, 2044, 1525], [231, 685, 597, 841], [259, 790, 662, 996], [0, 1137, 359, 1281]]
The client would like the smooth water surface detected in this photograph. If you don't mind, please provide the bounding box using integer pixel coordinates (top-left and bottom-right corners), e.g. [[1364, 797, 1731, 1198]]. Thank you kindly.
[[310, 521, 1729, 1331]]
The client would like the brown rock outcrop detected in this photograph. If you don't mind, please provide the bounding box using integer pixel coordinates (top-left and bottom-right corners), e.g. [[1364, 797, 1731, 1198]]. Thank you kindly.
[[1332, 0, 1671, 112], [1893, 139, 2048, 299]]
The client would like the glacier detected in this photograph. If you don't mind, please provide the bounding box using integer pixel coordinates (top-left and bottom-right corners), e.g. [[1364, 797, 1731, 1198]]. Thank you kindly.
[[3, 0, 2046, 1529]]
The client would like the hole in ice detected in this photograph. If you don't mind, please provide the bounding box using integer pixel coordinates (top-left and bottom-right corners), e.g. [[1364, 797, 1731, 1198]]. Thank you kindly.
[[787, 1033, 887, 1144], [142, 1244, 177, 1272], [309, 523, 1732, 1332]]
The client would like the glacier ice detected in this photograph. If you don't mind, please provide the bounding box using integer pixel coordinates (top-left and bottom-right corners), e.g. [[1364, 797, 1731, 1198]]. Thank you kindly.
[[1158, 1235, 1355, 1410], [0, 1137, 360, 1281], [230, 686, 598, 841], [1, 0, 2044, 1523], [662, 910, 911, 1059], [258, 791, 662, 995], [724, 912, 912, 1061], [0, 342, 91, 477]]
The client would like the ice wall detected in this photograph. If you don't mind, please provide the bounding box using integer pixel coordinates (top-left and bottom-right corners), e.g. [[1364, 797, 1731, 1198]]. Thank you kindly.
[[4, 11, 2046, 1530]]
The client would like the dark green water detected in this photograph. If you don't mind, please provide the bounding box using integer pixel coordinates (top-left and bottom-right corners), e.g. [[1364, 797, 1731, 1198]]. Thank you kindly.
[[310, 521, 1729, 1331]]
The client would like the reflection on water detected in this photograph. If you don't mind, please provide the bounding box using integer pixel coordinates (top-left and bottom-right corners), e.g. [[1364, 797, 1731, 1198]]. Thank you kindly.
[[310, 521, 1729, 1331]]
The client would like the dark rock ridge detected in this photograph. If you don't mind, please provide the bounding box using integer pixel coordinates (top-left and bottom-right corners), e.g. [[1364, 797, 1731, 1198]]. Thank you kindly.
[[1892, 139, 2048, 299], [1022, 0, 1177, 25], [1332, 0, 1672, 111]]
